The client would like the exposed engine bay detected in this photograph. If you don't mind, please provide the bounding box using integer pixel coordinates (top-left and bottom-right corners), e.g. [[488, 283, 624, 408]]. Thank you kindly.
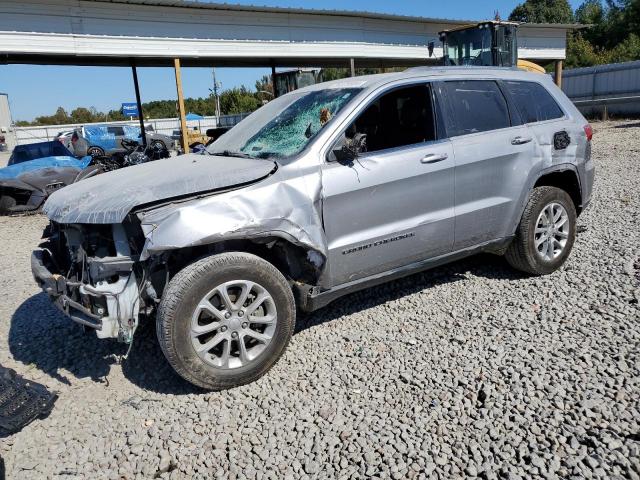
[[34, 220, 155, 343]]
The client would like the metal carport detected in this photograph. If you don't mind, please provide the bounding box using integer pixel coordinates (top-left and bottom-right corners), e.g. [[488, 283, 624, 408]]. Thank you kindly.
[[0, 0, 579, 150]]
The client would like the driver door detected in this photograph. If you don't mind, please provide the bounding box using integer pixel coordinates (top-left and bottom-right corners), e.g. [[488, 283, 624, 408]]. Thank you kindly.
[[321, 83, 455, 287]]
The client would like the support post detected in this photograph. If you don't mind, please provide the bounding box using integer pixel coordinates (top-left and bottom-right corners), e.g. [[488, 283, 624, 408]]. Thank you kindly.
[[271, 64, 278, 98], [554, 60, 563, 88], [173, 58, 189, 154], [350, 58, 356, 77], [131, 65, 147, 147]]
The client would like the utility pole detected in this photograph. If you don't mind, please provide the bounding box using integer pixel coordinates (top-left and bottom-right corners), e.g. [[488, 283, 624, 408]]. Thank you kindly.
[[212, 68, 221, 119]]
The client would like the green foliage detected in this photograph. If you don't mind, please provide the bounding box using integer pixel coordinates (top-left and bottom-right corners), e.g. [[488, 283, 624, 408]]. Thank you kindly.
[[509, 0, 639, 69], [509, 0, 575, 23], [255, 75, 274, 100], [15, 85, 266, 126], [219, 87, 260, 115], [567, 0, 640, 67]]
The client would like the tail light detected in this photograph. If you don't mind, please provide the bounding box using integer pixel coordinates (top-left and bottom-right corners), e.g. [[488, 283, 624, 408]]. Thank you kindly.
[[584, 124, 593, 141]]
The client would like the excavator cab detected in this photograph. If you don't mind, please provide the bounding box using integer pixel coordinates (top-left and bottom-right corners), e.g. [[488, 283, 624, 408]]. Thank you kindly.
[[439, 21, 518, 67]]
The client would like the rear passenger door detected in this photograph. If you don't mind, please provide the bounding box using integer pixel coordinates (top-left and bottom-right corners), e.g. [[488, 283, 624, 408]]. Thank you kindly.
[[436, 80, 536, 250]]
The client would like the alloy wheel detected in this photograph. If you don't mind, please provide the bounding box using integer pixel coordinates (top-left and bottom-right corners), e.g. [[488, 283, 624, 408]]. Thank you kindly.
[[534, 202, 570, 261], [190, 280, 277, 369]]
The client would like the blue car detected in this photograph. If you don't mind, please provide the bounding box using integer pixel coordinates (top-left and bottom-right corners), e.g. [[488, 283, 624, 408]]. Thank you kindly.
[[0, 141, 92, 214]]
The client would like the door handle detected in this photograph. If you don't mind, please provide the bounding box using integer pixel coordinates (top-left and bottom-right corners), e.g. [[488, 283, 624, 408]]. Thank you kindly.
[[511, 136, 533, 145], [421, 153, 448, 164]]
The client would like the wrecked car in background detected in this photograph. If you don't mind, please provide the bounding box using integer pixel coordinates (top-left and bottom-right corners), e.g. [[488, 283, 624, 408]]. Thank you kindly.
[[66, 125, 174, 158], [32, 67, 594, 390], [0, 141, 92, 214]]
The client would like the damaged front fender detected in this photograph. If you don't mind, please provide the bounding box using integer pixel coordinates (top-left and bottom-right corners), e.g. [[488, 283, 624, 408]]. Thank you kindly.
[[136, 165, 328, 275]]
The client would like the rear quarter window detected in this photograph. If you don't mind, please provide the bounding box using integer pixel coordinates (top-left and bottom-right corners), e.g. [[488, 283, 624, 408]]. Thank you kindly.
[[504, 81, 564, 123], [441, 80, 511, 137]]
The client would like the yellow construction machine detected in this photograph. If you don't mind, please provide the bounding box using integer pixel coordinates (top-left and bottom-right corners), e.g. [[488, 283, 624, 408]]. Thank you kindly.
[[438, 21, 546, 75]]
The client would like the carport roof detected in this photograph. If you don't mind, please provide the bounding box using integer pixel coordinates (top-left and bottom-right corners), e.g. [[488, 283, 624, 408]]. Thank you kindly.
[[96, 0, 582, 29], [0, 0, 582, 67]]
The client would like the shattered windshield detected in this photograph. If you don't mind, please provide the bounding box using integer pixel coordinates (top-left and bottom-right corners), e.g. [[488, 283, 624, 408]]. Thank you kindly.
[[207, 87, 361, 160]]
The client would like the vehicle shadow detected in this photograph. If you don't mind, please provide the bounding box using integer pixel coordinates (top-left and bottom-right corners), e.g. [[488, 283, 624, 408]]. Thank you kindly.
[[8, 293, 124, 386], [8, 293, 201, 395], [612, 121, 640, 129], [296, 253, 524, 333], [8, 254, 523, 395]]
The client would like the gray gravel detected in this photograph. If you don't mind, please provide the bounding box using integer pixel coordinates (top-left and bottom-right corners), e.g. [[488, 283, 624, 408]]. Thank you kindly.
[[1, 120, 639, 479]]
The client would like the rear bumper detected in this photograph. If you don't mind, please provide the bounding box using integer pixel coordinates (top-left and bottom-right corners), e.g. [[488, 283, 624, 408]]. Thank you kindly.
[[31, 250, 104, 330]]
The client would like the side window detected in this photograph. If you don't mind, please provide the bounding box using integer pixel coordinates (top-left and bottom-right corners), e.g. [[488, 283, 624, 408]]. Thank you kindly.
[[441, 80, 510, 136], [345, 84, 436, 153], [504, 81, 564, 123], [107, 126, 125, 136]]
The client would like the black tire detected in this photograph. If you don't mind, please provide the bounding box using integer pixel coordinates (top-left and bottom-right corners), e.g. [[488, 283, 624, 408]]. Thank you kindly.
[[151, 140, 166, 150], [505, 186, 577, 275], [0, 195, 16, 214], [157, 252, 296, 390], [74, 164, 104, 182], [87, 146, 105, 158]]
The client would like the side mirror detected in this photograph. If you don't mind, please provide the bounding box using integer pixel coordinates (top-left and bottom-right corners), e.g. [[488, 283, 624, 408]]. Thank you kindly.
[[331, 133, 367, 163]]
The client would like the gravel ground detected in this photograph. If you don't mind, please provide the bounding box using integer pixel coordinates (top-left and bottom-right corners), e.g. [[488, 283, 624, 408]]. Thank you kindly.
[[1, 120, 639, 479]]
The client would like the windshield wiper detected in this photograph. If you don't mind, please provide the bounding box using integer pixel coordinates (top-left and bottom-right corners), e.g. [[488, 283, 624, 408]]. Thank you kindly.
[[208, 150, 254, 159]]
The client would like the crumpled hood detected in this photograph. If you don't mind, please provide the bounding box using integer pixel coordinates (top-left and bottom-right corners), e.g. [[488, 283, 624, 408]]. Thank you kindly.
[[43, 153, 277, 224]]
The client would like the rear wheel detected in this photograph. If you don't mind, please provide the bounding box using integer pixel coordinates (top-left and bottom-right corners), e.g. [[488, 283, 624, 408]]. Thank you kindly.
[[87, 146, 105, 158], [505, 186, 577, 275], [150, 140, 166, 150], [157, 252, 296, 390]]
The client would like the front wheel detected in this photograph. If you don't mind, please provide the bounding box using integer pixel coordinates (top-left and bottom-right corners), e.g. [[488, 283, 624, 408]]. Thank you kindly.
[[505, 186, 577, 275], [157, 252, 296, 390]]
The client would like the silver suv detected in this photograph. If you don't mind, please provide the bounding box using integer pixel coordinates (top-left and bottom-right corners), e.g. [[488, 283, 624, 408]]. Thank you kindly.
[[32, 67, 594, 390]]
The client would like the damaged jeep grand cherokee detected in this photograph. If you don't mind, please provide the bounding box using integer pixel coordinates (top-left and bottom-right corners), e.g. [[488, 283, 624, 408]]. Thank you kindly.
[[32, 68, 594, 390]]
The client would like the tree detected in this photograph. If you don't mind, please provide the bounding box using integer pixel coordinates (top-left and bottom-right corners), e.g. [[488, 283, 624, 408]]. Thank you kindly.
[[255, 75, 273, 100], [565, 32, 607, 67], [575, 0, 607, 46], [52, 107, 71, 124], [69, 107, 96, 124], [509, 0, 575, 23], [219, 87, 260, 115], [566, 0, 640, 66]]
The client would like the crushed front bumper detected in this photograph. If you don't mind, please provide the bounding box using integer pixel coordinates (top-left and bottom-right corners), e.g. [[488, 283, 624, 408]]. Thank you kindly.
[[31, 249, 139, 341], [31, 250, 105, 330]]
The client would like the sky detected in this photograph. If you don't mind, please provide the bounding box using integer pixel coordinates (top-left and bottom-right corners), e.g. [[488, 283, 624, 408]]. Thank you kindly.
[[0, 0, 583, 121]]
